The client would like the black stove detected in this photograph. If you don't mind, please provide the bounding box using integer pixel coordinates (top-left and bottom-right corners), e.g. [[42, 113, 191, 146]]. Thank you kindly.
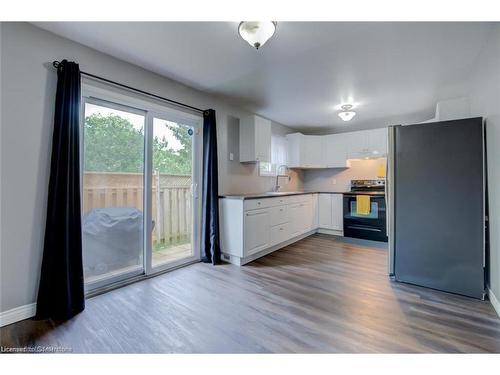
[[342, 179, 387, 242]]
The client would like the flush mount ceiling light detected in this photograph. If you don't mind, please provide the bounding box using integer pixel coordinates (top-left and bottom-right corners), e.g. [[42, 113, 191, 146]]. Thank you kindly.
[[338, 104, 356, 122], [238, 21, 277, 50]]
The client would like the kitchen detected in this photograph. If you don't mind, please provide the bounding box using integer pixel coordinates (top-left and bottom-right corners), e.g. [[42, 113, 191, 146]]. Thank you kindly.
[[220, 122, 389, 265], [219, 98, 486, 300]]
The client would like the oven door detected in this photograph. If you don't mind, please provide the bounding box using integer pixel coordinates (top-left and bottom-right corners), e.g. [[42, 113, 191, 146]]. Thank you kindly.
[[343, 194, 387, 242]]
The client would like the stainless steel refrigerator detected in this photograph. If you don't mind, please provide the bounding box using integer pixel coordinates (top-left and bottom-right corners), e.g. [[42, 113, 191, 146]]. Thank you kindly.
[[387, 117, 486, 299]]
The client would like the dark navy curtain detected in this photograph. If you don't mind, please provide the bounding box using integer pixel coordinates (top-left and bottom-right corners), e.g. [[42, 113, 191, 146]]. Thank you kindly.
[[201, 109, 221, 264], [36, 60, 85, 320]]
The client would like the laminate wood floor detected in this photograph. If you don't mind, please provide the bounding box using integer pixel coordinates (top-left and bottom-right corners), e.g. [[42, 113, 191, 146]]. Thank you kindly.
[[2, 234, 499, 353]]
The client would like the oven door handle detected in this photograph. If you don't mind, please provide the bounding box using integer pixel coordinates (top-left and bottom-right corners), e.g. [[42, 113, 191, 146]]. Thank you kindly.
[[346, 225, 382, 232]]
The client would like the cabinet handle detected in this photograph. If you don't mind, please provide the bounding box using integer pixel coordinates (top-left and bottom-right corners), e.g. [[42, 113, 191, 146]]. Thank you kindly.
[[246, 211, 265, 216], [279, 227, 283, 231]]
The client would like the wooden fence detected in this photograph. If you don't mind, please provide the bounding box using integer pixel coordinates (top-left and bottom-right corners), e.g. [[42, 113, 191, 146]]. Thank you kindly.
[[82, 172, 192, 248]]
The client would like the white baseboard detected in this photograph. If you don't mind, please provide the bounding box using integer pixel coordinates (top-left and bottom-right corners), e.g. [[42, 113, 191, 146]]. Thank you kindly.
[[0, 303, 36, 327], [316, 228, 343, 236], [222, 229, 316, 266], [488, 288, 500, 318]]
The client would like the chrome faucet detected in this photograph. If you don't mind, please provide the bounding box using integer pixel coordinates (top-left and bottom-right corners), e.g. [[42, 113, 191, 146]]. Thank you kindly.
[[273, 165, 289, 192]]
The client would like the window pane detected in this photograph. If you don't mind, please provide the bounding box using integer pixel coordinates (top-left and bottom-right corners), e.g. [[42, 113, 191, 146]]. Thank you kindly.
[[151, 118, 194, 268], [82, 102, 145, 288]]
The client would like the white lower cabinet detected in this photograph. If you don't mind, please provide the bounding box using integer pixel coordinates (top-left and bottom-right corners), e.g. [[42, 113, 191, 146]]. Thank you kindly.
[[243, 208, 270, 255], [219, 194, 319, 265], [269, 204, 288, 226], [270, 223, 290, 246], [331, 194, 344, 231], [318, 193, 332, 228], [288, 202, 304, 237], [317, 193, 344, 232]]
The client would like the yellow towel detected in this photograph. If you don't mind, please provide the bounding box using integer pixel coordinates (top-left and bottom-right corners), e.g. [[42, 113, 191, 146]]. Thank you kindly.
[[377, 163, 386, 178], [356, 195, 371, 215]]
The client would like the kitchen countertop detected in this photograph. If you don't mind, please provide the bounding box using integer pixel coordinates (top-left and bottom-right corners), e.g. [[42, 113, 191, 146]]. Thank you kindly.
[[219, 191, 384, 200]]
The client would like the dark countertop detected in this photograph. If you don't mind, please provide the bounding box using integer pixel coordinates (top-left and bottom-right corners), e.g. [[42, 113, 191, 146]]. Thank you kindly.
[[219, 191, 384, 200]]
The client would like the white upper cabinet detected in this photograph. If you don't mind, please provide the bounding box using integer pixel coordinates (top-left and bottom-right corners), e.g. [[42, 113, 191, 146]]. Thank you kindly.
[[286, 133, 325, 168], [366, 128, 388, 157], [239, 115, 271, 163], [287, 128, 388, 169], [345, 128, 388, 159], [301, 135, 324, 168], [322, 133, 349, 168]]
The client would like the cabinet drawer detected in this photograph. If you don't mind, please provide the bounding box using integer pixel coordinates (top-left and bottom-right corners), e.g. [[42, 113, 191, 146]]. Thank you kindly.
[[269, 205, 288, 226], [270, 223, 290, 246], [287, 194, 310, 204], [244, 198, 272, 211], [244, 196, 290, 211], [268, 196, 289, 207]]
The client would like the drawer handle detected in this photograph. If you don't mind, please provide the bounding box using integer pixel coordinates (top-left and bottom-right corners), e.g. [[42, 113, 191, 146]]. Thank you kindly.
[[279, 227, 284, 231], [257, 202, 261, 205], [246, 211, 264, 216]]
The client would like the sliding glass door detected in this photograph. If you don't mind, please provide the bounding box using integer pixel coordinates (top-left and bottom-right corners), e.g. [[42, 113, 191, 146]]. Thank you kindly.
[[82, 99, 146, 290], [81, 90, 201, 293], [147, 115, 200, 272]]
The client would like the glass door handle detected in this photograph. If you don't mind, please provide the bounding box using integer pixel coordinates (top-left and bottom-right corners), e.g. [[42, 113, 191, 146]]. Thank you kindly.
[[191, 183, 198, 199]]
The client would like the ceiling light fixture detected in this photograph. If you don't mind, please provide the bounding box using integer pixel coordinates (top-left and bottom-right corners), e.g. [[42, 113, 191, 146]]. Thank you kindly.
[[238, 21, 277, 50], [338, 104, 356, 122]]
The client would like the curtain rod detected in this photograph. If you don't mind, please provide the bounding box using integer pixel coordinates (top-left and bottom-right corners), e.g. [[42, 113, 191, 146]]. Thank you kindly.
[[52, 61, 207, 114]]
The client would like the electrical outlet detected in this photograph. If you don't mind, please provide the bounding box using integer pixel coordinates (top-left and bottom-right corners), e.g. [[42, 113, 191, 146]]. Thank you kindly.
[[332, 179, 337, 185], [229, 152, 234, 161]]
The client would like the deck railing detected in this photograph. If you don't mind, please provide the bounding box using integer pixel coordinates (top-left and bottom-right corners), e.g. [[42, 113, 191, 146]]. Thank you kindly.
[[82, 172, 192, 248]]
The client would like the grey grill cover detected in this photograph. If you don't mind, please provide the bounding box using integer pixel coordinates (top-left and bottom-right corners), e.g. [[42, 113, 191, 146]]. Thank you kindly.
[[82, 207, 143, 277]]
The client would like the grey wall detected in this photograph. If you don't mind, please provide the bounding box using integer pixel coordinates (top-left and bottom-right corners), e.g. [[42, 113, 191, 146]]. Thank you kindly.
[[467, 24, 500, 310], [0, 22, 301, 313]]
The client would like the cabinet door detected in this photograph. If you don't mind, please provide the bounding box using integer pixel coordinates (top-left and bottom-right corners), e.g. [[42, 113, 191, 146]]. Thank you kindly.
[[302, 201, 314, 232], [285, 133, 301, 167], [301, 136, 324, 167], [311, 194, 319, 229], [288, 203, 302, 237], [244, 209, 270, 255], [331, 194, 344, 231], [255, 116, 271, 162], [323, 134, 348, 168], [270, 223, 290, 246], [318, 193, 333, 228], [269, 205, 288, 226], [344, 130, 366, 156], [366, 128, 388, 156]]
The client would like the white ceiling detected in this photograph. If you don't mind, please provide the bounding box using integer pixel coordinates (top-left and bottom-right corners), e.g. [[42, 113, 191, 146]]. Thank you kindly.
[[33, 22, 494, 132]]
